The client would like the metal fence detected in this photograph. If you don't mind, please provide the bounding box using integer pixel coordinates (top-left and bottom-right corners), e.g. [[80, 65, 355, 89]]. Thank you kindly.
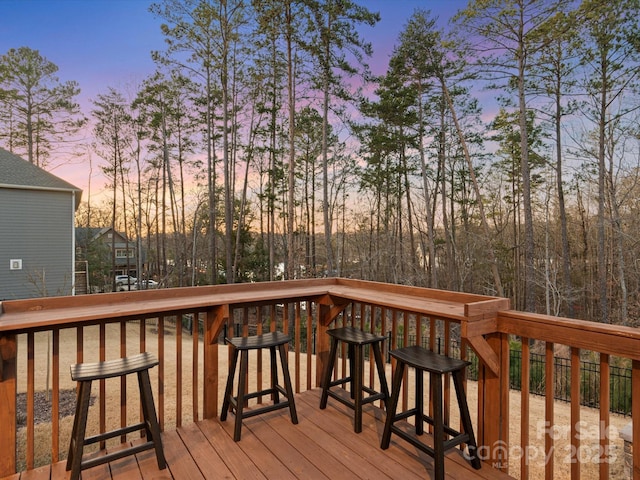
[[418, 335, 632, 416]]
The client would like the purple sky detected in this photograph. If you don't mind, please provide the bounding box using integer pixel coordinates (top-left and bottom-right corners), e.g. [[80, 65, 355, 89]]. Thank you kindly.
[[1, 0, 467, 194]]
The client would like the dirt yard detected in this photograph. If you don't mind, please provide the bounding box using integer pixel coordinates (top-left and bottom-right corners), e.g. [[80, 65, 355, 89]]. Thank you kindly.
[[15, 323, 630, 479]]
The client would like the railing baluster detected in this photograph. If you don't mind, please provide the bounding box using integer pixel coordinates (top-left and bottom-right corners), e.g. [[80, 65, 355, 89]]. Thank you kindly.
[[120, 320, 126, 442], [570, 346, 580, 480], [294, 302, 301, 393], [270, 304, 276, 332], [99, 323, 106, 449], [599, 353, 609, 480], [632, 360, 640, 478], [443, 321, 451, 431], [522, 338, 531, 480], [369, 305, 376, 390], [306, 304, 312, 390], [192, 313, 199, 422], [339, 306, 347, 380], [158, 316, 165, 431], [545, 342, 555, 480], [255, 306, 262, 403], [176, 313, 183, 428], [51, 328, 59, 463], [26, 332, 34, 469]]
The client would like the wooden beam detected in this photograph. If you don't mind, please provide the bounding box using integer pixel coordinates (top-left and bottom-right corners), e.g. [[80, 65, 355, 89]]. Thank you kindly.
[[203, 306, 227, 419], [465, 335, 500, 376]]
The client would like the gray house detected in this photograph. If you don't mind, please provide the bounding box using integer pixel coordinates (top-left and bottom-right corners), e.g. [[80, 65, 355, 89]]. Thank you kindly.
[[0, 148, 82, 299]]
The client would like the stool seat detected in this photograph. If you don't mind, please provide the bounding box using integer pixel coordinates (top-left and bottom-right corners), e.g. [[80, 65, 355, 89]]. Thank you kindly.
[[381, 346, 480, 480], [227, 331, 291, 350], [71, 351, 159, 381], [320, 326, 389, 433], [328, 326, 387, 346], [388, 345, 470, 374], [221, 331, 298, 441], [67, 352, 165, 480]]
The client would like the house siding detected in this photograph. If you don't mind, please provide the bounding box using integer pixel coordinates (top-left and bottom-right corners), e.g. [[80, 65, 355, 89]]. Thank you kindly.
[[0, 188, 74, 300]]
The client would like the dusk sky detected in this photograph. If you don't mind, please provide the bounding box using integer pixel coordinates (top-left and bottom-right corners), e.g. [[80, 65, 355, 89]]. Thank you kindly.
[[1, 0, 468, 197]]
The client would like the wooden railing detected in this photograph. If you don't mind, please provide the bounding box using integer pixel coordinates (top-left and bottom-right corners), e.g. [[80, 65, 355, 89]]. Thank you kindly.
[[495, 310, 640, 480], [0, 278, 636, 480]]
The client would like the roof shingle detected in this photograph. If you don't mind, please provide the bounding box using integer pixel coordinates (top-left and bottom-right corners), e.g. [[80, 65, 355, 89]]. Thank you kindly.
[[0, 147, 81, 193]]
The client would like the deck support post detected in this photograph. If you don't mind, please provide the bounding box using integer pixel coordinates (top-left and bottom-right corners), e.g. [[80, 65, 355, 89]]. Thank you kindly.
[[204, 305, 228, 419], [316, 304, 331, 388], [0, 333, 16, 476], [476, 332, 510, 472]]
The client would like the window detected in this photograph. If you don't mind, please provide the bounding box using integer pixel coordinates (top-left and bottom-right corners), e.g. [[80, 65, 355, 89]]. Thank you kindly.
[[115, 249, 134, 258]]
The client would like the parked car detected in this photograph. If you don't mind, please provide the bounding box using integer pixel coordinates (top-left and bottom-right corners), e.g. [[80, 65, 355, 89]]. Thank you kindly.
[[135, 279, 158, 289], [115, 275, 137, 291]]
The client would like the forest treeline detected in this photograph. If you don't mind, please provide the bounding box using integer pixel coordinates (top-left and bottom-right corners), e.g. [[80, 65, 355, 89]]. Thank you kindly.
[[1, 0, 639, 326]]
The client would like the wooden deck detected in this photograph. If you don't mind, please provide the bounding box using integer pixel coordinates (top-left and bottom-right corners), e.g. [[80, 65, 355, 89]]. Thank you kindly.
[[3, 389, 514, 480]]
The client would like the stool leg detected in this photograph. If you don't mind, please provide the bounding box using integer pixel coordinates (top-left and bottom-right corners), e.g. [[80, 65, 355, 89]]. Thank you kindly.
[[453, 370, 481, 469], [320, 336, 338, 409], [348, 343, 356, 399], [372, 342, 389, 408], [138, 369, 166, 469], [221, 346, 239, 422], [416, 368, 424, 435], [67, 380, 92, 480], [278, 343, 298, 424], [381, 362, 405, 449], [432, 372, 445, 480], [354, 344, 363, 433], [269, 346, 280, 404], [233, 349, 249, 441]]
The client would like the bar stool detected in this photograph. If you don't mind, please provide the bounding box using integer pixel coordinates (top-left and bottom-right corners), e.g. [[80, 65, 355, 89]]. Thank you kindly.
[[320, 326, 389, 433], [66, 352, 166, 480], [221, 331, 298, 441], [381, 345, 481, 480]]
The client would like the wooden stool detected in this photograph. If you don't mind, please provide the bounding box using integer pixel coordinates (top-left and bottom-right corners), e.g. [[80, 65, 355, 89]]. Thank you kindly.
[[319, 326, 389, 433], [221, 331, 298, 441], [381, 346, 481, 480], [66, 352, 165, 480]]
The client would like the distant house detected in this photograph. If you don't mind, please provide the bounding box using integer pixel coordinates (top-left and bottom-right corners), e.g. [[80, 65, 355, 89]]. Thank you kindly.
[[75, 227, 140, 291], [0, 148, 82, 300]]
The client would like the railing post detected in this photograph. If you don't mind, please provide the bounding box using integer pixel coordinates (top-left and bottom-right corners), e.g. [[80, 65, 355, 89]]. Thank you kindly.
[[203, 305, 228, 419], [477, 332, 510, 472], [0, 333, 17, 476], [315, 304, 330, 388]]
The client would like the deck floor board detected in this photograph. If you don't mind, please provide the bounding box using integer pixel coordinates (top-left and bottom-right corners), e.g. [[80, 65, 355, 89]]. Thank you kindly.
[[5, 390, 514, 480]]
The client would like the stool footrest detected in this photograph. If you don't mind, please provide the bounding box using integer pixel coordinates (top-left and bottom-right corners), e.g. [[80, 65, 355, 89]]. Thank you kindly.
[[83, 422, 147, 446], [390, 410, 465, 439], [390, 421, 472, 450], [327, 388, 386, 407], [327, 377, 352, 388], [81, 440, 156, 470], [236, 400, 294, 419]]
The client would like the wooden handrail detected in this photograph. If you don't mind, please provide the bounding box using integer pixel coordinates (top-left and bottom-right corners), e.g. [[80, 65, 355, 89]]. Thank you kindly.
[[497, 309, 640, 360]]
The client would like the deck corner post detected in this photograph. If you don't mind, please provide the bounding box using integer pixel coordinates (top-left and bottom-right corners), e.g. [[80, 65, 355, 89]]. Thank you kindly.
[[203, 305, 228, 419], [0, 333, 17, 476], [477, 332, 510, 473], [315, 304, 332, 388]]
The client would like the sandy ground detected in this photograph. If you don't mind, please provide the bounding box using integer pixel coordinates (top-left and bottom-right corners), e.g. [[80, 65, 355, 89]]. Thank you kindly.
[[14, 322, 631, 479]]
